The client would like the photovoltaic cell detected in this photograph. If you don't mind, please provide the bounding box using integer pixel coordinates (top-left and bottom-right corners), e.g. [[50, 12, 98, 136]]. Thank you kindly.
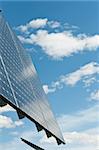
[[0, 13, 65, 144]]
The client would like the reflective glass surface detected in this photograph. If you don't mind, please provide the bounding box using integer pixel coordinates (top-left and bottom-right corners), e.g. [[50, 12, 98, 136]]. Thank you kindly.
[[0, 14, 64, 143]]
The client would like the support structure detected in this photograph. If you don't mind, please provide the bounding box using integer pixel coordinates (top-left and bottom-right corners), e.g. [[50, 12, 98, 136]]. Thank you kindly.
[[21, 138, 45, 150]]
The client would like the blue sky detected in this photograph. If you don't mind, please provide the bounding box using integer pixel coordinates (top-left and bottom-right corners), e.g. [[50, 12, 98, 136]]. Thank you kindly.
[[0, 1, 99, 150]]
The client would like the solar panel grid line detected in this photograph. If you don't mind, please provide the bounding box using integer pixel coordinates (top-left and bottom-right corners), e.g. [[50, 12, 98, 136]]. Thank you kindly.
[[0, 65, 17, 104], [0, 79, 16, 106], [0, 18, 23, 106], [4, 26, 33, 97], [0, 55, 19, 107]]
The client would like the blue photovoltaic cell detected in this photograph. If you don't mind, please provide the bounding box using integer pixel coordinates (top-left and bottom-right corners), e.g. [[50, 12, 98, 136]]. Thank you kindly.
[[0, 13, 65, 144]]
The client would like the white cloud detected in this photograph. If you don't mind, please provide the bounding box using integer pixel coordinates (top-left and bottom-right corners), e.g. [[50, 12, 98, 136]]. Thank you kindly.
[[15, 18, 79, 35], [0, 105, 15, 114], [18, 30, 99, 59], [60, 62, 99, 86], [28, 18, 48, 29], [90, 90, 99, 101], [16, 25, 28, 33], [63, 131, 98, 145], [14, 120, 24, 126], [43, 85, 56, 94], [18, 35, 33, 44], [58, 104, 99, 132], [43, 62, 99, 94], [48, 20, 61, 28], [0, 105, 23, 128], [0, 114, 23, 129], [0, 115, 15, 128], [16, 18, 99, 60], [16, 18, 48, 33], [15, 18, 61, 33], [82, 76, 97, 87]]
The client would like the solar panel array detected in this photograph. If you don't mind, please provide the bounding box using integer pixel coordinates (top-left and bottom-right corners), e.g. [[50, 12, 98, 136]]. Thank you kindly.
[[0, 14, 65, 144]]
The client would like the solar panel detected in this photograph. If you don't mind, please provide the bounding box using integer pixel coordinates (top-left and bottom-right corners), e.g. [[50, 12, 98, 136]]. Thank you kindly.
[[0, 13, 65, 144]]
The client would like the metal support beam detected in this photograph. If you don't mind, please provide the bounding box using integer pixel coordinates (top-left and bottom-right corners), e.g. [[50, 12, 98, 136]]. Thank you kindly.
[[21, 138, 45, 150], [35, 122, 43, 132], [56, 138, 63, 145], [16, 109, 25, 119], [45, 130, 52, 138]]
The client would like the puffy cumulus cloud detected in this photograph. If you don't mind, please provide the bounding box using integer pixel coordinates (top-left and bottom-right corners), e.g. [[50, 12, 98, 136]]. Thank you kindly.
[[90, 90, 99, 101], [16, 18, 99, 59], [0, 115, 15, 128], [0, 105, 23, 128], [18, 35, 33, 44], [43, 62, 99, 94], [15, 18, 62, 34], [0, 115, 23, 128], [16, 18, 48, 32], [60, 62, 99, 86], [18, 30, 99, 59], [16, 25, 28, 33], [28, 18, 48, 29], [48, 20, 61, 28], [15, 18, 80, 35]]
